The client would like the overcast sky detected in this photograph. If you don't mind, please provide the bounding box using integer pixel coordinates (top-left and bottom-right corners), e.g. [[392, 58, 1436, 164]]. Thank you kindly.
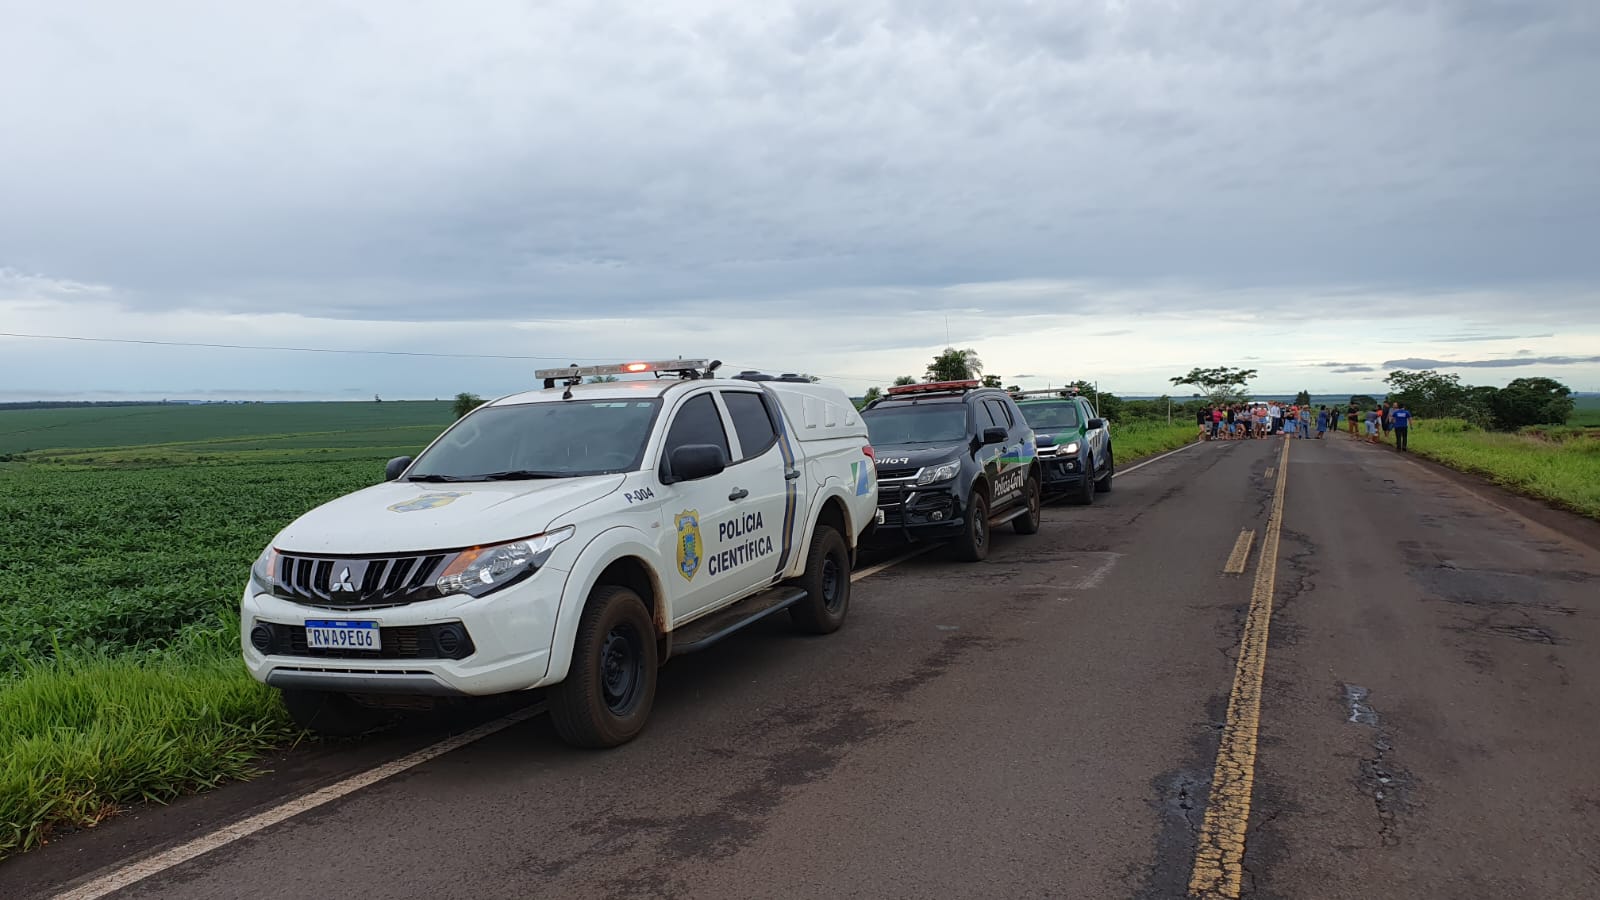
[[3, 0, 1597, 401]]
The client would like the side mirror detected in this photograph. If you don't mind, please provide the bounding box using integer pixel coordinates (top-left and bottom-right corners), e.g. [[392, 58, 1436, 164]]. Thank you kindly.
[[663, 444, 727, 484], [981, 427, 1009, 446], [385, 456, 414, 481], [1087, 418, 1107, 430]]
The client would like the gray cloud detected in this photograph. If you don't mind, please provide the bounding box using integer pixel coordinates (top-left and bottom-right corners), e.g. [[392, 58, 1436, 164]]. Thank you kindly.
[[1330, 365, 1377, 373], [1383, 355, 1600, 369], [2, 0, 1599, 327]]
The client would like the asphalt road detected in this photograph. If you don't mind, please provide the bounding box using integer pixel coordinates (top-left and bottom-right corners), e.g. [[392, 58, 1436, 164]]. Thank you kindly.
[[8, 434, 1600, 899]]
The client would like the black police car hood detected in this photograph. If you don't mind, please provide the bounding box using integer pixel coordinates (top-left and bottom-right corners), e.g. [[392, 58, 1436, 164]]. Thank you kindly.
[[872, 442, 967, 471]]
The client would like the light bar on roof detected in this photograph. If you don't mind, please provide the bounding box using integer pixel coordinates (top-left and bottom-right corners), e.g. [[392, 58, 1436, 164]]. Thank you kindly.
[[885, 379, 981, 396], [533, 359, 709, 380]]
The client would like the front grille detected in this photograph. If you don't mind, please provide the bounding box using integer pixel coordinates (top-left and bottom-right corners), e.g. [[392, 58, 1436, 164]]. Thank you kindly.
[[876, 466, 919, 481], [258, 622, 475, 660], [274, 553, 448, 608]]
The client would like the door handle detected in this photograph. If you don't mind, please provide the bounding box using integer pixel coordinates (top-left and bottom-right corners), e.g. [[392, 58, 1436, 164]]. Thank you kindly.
[[728, 488, 749, 501], [784, 469, 801, 481]]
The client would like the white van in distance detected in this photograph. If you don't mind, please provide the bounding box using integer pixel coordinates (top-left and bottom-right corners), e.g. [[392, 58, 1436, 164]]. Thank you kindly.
[[242, 359, 877, 747]]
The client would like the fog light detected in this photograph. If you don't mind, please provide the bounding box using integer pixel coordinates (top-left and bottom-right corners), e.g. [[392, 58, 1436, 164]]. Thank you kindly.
[[435, 625, 463, 656], [931, 510, 945, 521], [250, 623, 273, 653]]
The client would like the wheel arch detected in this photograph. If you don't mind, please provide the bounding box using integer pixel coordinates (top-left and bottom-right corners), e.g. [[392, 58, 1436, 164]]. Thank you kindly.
[[545, 528, 667, 686]]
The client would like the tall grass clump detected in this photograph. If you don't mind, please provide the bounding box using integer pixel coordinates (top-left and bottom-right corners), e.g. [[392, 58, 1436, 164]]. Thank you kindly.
[[1411, 418, 1600, 520], [0, 640, 290, 858]]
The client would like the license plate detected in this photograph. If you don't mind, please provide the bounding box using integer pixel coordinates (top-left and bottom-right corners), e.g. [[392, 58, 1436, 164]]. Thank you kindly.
[[305, 620, 381, 651], [875, 508, 886, 525]]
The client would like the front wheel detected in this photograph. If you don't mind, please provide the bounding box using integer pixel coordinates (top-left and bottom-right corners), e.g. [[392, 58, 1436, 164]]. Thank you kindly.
[[549, 585, 658, 748], [1013, 474, 1042, 534], [951, 491, 991, 562], [1095, 449, 1114, 493], [790, 526, 851, 634], [1071, 457, 1096, 506]]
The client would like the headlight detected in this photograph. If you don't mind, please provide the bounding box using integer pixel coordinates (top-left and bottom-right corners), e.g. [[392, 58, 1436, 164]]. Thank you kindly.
[[1062, 442, 1080, 455], [915, 459, 961, 485], [250, 546, 278, 593], [436, 527, 575, 598]]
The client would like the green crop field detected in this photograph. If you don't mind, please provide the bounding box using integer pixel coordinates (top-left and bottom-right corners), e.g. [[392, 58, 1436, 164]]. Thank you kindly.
[[0, 402, 457, 858], [1571, 395, 1600, 427], [0, 400, 453, 456]]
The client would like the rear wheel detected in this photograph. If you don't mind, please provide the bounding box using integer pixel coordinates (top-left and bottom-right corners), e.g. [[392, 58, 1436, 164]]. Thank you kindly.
[[790, 526, 851, 634], [1095, 449, 1115, 493], [279, 689, 394, 738], [1012, 474, 1042, 534], [550, 585, 658, 748], [952, 490, 991, 562]]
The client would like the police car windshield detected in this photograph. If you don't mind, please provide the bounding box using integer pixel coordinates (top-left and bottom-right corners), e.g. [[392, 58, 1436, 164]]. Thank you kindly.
[[407, 399, 661, 480], [1018, 401, 1079, 429], [861, 403, 968, 445]]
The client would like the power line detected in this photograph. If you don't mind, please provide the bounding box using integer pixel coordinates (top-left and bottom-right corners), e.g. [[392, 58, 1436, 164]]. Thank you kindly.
[[0, 330, 907, 383], [0, 331, 585, 361]]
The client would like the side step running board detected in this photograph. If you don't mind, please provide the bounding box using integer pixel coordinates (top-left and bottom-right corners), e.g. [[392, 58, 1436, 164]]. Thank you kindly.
[[989, 507, 1028, 526], [670, 587, 808, 655]]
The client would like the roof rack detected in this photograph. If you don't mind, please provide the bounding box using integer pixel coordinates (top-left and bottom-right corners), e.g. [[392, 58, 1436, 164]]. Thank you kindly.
[[1009, 388, 1082, 399], [733, 370, 817, 384], [885, 379, 981, 397]]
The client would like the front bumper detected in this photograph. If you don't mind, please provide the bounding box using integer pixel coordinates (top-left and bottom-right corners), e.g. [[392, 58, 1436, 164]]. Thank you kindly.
[[866, 482, 967, 545], [240, 567, 568, 697], [1037, 452, 1090, 492]]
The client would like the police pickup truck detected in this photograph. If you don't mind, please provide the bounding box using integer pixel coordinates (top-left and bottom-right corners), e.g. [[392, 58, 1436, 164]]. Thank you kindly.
[[242, 359, 877, 747], [860, 380, 1042, 561], [1010, 389, 1113, 504]]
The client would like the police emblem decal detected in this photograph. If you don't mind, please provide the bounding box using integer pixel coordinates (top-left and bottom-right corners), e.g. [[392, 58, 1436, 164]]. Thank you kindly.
[[387, 492, 470, 513], [675, 510, 701, 581]]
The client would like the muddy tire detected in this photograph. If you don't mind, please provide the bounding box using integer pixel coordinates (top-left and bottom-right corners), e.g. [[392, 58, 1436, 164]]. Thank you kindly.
[[951, 490, 991, 562], [789, 526, 851, 634], [1095, 450, 1115, 493], [279, 689, 394, 738], [1012, 474, 1042, 535], [550, 585, 658, 749]]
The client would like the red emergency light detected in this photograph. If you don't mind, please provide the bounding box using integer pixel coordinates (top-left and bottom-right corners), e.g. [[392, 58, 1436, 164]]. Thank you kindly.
[[885, 379, 981, 396]]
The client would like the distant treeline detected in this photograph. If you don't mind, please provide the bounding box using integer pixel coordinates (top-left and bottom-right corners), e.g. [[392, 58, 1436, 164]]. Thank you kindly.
[[0, 401, 170, 412]]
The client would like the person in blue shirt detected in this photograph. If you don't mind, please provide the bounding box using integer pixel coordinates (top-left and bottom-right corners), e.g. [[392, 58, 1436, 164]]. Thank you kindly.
[[1315, 405, 1330, 438], [1390, 402, 1413, 451]]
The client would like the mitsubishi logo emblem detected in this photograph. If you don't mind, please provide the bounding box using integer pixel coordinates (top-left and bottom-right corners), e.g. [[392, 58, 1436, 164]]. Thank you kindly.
[[331, 567, 358, 592]]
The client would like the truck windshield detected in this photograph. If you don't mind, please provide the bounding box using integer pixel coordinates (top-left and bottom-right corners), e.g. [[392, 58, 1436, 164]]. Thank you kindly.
[[861, 404, 968, 445], [406, 399, 662, 480], [1018, 401, 1079, 429]]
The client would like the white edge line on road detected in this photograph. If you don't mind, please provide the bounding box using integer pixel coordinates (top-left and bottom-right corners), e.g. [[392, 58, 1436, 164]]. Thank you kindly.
[[56, 442, 1207, 899], [1117, 438, 1203, 475], [55, 542, 936, 900], [53, 704, 546, 900]]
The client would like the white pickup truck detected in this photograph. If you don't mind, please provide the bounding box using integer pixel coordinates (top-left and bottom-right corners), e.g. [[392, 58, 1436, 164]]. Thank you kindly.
[[242, 359, 877, 747]]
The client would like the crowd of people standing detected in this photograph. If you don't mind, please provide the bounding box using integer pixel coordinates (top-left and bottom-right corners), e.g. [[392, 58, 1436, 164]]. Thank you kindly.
[[1197, 400, 1413, 450]]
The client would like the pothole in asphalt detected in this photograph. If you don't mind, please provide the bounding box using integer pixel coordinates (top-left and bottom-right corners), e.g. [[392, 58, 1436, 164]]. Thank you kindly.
[[1342, 684, 1379, 726]]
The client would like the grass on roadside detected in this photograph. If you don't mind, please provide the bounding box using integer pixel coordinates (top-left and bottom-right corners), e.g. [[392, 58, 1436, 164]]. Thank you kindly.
[[1407, 419, 1600, 520], [1112, 421, 1201, 463], [0, 638, 290, 859]]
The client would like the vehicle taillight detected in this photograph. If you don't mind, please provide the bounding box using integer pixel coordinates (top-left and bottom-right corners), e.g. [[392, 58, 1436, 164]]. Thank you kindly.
[[863, 444, 874, 459]]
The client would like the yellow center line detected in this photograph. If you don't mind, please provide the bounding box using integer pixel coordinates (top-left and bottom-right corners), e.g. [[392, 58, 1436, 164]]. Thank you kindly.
[[1189, 437, 1291, 897], [1222, 529, 1256, 575]]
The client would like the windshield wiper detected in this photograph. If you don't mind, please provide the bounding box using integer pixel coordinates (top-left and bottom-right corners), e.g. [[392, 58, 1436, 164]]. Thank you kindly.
[[473, 470, 567, 481], [406, 473, 472, 482]]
